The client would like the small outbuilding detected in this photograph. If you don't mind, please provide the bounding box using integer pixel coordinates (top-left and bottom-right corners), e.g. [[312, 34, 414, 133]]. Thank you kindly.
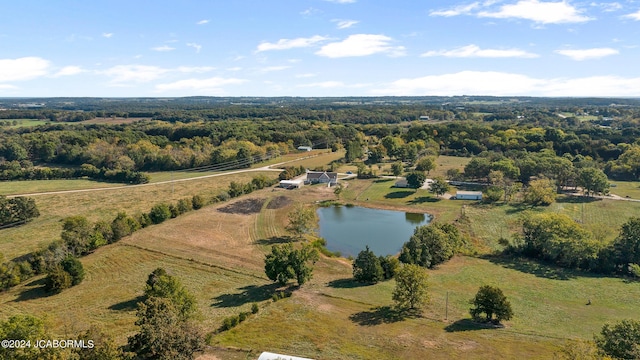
[[297, 146, 312, 152], [279, 179, 303, 189], [394, 179, 410, 188], [454, 190, 482, 200]]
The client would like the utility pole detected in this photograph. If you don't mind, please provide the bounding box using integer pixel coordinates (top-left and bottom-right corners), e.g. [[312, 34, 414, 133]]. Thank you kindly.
[[445, 291, 449, 321]]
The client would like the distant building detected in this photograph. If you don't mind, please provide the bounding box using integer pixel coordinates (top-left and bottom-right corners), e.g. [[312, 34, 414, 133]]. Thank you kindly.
[[297, 146, 312, 152], [279, 179, 303, 189], [394, 179, 410, 188], [454, 190, 482, 200], [306, 171, 338, 185], [419, 115, 430, 120]]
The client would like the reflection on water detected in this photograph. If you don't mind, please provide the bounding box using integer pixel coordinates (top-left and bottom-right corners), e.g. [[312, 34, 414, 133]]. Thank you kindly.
[[317, 206, 431, 257]]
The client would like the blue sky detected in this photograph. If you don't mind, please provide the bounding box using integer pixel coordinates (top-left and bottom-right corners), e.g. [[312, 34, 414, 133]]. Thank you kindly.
[[1, 0, 640, 97]]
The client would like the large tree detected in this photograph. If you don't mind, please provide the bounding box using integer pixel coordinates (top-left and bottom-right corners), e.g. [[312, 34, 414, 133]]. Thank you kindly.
[[286, 204, 316, 240], [469, 285, 513, 324], [415, 157, 436, 174], [577, 167, 610, 196], [594, 319, 640, 359], [406, 171, 426, 189], [392, 264, 429, 311], [613, 217, 640, 271], [523, 178, 556, 206], [429, 177, 450, 197], [264, 243, 319, 286], [352, 246, 384, 283], [391, 161, 404, 177], [399, 223, 462, 268]]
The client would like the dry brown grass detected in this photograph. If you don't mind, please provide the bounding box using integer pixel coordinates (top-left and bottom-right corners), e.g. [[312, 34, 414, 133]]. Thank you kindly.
[[83, 117, 150, 124]]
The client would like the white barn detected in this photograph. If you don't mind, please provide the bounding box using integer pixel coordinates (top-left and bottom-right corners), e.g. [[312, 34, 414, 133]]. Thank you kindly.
[[455, 190, 482, 200], [297, 146, 312, 152], [279, 179, 303, 189]]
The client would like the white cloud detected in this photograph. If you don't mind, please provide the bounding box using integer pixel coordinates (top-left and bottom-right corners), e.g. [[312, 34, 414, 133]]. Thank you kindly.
[[102, 65, 169, 84], [0, 84, 17, 90], [296, 73, 317, 78], [555, 47, 619, 60], [591, 2, 622, 12], [176, 66, 214, 73], [332, 19, 359, 29], [478, 0, 593, 24], [152, 45, 175, 52], [324, 0, 356, 3], [186, 42, 202, 53], [197, 19, 209, 25], [102, 32, 113, 38], [259, 66, 291, 73], [300, 8, 320, 16], [0, 57, 50, 82], [623, 9, 640, 20], [316, 34, 405, 58], [430, 2, 482, 17], [256, 36, 328, 52], [52, 66, 86, 77], [155, 77, 247, 93], [421, 44, 539, 58], [373, 71, 640, 96]]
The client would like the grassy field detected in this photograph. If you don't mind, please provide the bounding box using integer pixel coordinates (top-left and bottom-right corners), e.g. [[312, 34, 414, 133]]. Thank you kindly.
[[0, 119, 52, 128], [609, 180, 640, 199], [431, 155, 471, 178], [0, 171, 278, 260], [0, 178, 123, 195]]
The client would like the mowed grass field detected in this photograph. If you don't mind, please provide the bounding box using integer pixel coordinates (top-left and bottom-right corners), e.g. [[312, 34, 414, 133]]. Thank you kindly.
[[0, 178, 122, 195], [0, 119, 53, 128]]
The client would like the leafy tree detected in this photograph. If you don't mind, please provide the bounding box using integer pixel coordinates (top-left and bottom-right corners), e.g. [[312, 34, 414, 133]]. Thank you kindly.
[[613, 217, 640, 271], [149, 203, 172, 224], [469, 285, 514, 324], [286, 204, 315, 239], [399, 223, 462, 268], [333, 183, 344, 199], [446, 168, 462, 181], [483, 186, 504, 203], [352, 246, 384, 283], [45, 265, 72, 293], [345, 140, 364, 163], [415, 157, 436, 174], [126, 296, 204, 360], [464, 157, 492, 181], [0, 315, 61, 360], [595, 319, 640, 359], [73, 325, 123, 360], [381, 136, 404, 159], [391, 161, 404, 177], [110, 212, 140, 242], [578, 167, 610, 196], [264, 243, 318, 286], [392, 264, 429, 311], [379, 255, 400, 280], [228, 181, 245, 198], [406, 171, 426, 189], [429, 177, 450, 197], [60, 256, 84, 286], [191, 195, 206, 210], [555, 340, 601, 360], [523, 178, 556, 206], [519, 213, 598, 269], [61, 215, 93, 256], [144, 268, 197, 319], [367, 145, 386, 164]]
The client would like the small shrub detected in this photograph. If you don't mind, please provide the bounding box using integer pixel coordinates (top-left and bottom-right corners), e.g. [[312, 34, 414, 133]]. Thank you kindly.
[[238, 312, 249, 322], [251, 303, 259, 314], [149, 203, 171, 224], [192, 195, 206, 210]]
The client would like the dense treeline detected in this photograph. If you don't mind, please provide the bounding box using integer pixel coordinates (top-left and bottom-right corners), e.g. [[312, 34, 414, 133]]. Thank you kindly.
[[0, 196, 39, 228]]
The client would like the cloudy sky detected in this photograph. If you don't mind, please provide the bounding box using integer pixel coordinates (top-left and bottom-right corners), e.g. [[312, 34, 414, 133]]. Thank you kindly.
[[1, 0, 640, 97]]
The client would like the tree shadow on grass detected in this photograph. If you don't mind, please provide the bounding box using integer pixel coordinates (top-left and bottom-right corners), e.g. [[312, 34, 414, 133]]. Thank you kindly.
[[212, 283, 281, 308], [374, 179, 394, 184], [556, 195, 601, 204], [385, 191, 414, 199], [482, 254, 577, 280], [327, 278, 373, 289], [407, 196, 440, 205], [444, 318, 504, 332], [109, 295, 145, 311], [12, 278, 52, 302], [254, 235, 295, 245], [349, 306, 419, 326]]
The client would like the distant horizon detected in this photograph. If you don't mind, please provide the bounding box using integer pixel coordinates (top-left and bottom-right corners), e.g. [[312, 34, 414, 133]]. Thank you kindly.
[[2, 1, 640, 97]]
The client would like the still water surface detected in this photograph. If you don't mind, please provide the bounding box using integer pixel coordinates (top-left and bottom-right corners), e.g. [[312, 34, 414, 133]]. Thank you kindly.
[[317, 205, 431, 257]]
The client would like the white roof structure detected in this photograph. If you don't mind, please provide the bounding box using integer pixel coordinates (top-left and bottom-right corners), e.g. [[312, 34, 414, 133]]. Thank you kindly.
[[456, 190, 482, 196], [258, 352, 314, 360]]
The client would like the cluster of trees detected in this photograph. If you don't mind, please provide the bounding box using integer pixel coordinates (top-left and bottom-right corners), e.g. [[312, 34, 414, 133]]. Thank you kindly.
[[399, 223, 466, 269], [0, 195, 39, 228], [0, 159, 149, 184], [510, 214, 640, 275], [352, 246, 399, 283], [264, 243, 319, 286], [278, 165, 307, 181]]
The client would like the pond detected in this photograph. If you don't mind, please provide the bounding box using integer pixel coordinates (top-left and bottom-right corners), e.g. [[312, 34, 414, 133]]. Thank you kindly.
[[317, 205, 431, 257]]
